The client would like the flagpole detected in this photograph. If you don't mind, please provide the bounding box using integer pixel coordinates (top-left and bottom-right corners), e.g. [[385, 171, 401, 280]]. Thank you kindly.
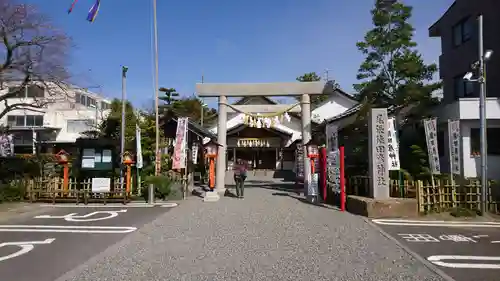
[[153, 0, 160, 176], [121, 66, 128, 190], [136, 109, 142, 197]]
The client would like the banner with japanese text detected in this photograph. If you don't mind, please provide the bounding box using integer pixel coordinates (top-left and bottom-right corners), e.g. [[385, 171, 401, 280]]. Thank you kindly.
[[172, 118, 188, 169], [423, 118, 441, 174], [387, 117, 400, 170], [448, 120, 461, 175]]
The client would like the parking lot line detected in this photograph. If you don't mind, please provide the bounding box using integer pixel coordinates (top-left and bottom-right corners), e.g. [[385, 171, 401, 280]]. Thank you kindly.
[[427, 255, 500, 269], [39, 202, 178, 208], [372, 219, 500, 228], [0, 225, 137, 233]]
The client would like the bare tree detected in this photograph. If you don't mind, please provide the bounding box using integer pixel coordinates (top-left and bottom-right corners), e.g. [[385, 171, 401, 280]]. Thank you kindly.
[[0, 0, 71, 120]]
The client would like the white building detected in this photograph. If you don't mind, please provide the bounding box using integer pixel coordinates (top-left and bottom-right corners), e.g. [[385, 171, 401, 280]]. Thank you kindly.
[[428, 0, 500, 179], [0, 82, 111, 153], [207, 88, 358, 171]]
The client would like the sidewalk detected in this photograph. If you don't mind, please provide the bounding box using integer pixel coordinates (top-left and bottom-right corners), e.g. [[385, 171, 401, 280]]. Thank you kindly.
[[56, 187, 446, 281], [0, 202, 52, 223]]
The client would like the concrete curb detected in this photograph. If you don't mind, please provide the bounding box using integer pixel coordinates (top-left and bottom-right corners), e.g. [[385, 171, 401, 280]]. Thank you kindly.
[[364, 217, 456, 281]]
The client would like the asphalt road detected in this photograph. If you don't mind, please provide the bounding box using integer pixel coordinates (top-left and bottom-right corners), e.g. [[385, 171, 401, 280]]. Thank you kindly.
[[372, 219, 500, 281], [0, 206, 171, 281]]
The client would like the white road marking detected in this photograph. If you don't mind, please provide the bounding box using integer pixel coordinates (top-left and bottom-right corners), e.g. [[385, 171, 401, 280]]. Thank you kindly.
[[40, 202, 178, 208], [159, 203, 178, 208], [40, 204, 155, 208], [0, 238, 55, 262], [35, 210, 127, 222], [372, 219, 500, 228], [427, 255, 500, 269], [0, 225, 136, 233]]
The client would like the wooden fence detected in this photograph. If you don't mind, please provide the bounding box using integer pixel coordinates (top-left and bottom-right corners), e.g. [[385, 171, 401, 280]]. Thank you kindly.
[[21, 170, 186, 204], [26, 177, 129, 205], [347, 176, 500, 214], [346, 176, 416, 198]]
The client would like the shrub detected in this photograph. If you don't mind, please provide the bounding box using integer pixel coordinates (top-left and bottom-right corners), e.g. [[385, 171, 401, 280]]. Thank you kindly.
[[142, 175, 176, 201], [0, 180, 26, 203]]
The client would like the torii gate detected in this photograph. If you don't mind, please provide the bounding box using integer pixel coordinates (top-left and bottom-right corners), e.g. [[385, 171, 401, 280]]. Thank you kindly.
[[196, 81, 337, 199]]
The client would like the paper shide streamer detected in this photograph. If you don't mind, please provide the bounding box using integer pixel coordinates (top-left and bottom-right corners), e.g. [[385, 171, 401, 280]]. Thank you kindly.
[[68, 0, 101, 23]]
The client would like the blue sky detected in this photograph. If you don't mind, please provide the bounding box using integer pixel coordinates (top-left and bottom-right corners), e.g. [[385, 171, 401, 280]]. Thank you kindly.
[[25, 0, 453, 109]]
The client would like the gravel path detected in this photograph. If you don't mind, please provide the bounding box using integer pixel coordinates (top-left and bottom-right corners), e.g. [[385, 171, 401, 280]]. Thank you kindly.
[[57, 187, 445, 281]]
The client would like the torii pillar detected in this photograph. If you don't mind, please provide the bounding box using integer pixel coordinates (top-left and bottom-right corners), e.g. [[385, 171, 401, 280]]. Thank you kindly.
[[216, 95, 228, 193], [196, 81, 335, 196]]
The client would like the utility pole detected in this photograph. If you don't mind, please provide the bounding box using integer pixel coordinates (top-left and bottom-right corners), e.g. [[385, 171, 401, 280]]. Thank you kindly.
[[200, 74, 204, 127], [478, 15, 487, 215], [463, 15, 493, 214], [121, 66, 128, 189], [153, 0, 160, 176]]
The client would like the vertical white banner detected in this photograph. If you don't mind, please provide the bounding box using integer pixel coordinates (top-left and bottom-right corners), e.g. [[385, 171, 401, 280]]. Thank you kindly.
[[32, 130, 37, 155], [135, 123, 143, 169], [387, 117, 400, 170], [424, 118, 441, 174], [448, 120, 461, 175], [172, 118, 188, 169], [295, 143, 304, 178], [191, 145, 199, 165]]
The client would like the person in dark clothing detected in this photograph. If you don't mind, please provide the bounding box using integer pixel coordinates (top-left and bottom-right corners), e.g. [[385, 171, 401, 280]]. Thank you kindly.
[[233, 159, 247, 198]]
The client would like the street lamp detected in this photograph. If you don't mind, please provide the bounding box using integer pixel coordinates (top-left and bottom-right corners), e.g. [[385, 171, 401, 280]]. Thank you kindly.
[[463, 14, 492, 215], [200, 101, 208, 127], [203, 139, 221, 191], [305, 139, 320, 203]]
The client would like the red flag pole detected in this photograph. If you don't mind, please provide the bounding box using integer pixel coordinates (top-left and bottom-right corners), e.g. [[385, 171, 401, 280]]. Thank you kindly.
[[340, 146, 345, 212]]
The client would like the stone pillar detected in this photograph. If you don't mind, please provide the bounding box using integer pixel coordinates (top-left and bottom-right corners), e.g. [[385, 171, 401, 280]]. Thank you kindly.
[[368, 108, 390, 199], [300, 94, 312, 198], [216, 95, 228, 193]]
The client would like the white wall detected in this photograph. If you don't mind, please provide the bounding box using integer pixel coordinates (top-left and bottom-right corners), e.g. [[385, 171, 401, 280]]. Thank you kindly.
[[312, 93, 357, 123], [435, 97, 500, 179], [440, 119, 500, 180]]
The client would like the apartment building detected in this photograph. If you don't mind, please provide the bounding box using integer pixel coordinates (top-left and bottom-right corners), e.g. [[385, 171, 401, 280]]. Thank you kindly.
[[0, 82, 111, 154], [429, 0, 500, 178]]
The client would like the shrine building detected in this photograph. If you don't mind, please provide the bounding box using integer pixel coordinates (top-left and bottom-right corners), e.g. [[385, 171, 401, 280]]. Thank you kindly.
[[206, 90, 358, 171]]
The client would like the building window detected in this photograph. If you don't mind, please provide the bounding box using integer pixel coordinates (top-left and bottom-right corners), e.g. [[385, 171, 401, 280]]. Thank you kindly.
[[100, 101, 110, 110], [7, 115, 43, 127], [437, 130, 445, 157], [7, 87, 23, 98], [7, 85, 44, 98], [87, 96, 96, 107], [453, 74, 474, 98], [75, 93, 98, 108], [470, 128, 500, 155], [26, 85, 45, 98], [67, 119, 94, 134], [79, 94, 86, 105], [452, 17, 472, 47]]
